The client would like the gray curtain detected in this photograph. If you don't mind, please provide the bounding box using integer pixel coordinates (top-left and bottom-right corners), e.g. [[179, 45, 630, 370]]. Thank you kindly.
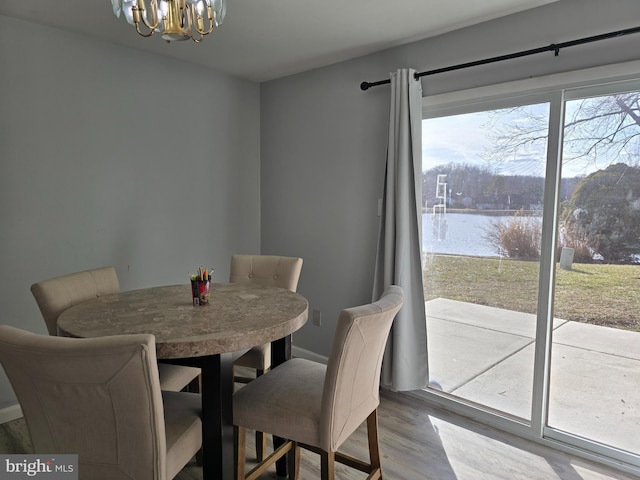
[[373, 68, 428, 392]]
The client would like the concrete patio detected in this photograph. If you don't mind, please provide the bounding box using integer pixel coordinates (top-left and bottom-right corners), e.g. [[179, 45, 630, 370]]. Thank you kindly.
[[425, 298, 640, 454]]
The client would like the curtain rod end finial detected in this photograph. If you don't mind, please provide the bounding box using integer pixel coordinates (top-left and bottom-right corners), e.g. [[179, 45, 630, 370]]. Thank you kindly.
[[360, 82, 370, 91]]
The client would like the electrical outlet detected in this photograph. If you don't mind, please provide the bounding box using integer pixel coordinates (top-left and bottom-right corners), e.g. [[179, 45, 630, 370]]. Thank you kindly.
[[312, 309, 322, 326]]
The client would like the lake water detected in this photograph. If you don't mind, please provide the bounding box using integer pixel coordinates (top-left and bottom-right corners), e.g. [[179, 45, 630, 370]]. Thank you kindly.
[[426, 212, 636, 262], [423, 212, 503, 257]]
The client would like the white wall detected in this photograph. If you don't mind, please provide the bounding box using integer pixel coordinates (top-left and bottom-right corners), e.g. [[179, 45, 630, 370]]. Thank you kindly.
[[0, 16, 261, 408], [260, 0, 640, 357]]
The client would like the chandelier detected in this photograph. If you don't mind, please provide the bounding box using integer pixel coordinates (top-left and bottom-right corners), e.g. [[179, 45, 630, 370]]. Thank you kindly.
[[111, 0, 226, 43]]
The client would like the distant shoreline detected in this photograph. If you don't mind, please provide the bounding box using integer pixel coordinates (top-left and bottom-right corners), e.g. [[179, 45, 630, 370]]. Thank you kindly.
[[422, 208, 543, 216]]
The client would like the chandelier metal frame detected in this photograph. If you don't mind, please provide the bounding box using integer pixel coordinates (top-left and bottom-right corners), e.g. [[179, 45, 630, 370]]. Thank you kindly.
[[112, 0, 225, 43]]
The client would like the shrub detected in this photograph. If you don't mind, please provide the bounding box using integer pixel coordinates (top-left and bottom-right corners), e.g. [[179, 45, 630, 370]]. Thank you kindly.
[[557, 222, 599, 264], [484, 211, 541, 260], [562, 163, 640, 264]]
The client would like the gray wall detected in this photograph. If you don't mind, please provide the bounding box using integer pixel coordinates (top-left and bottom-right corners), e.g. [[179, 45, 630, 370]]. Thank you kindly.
[[0, 16, 261, 408], [2, 0, 640, 408], [260, 0, 640, 357]]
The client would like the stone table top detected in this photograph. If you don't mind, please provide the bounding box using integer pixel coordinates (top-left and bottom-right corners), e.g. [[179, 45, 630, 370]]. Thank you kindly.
[[58, 283, 309, 359]]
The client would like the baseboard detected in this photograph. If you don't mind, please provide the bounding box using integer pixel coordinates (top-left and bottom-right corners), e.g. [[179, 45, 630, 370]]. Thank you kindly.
[[0, 404, 22, 425], [292, 345, 328, 364]]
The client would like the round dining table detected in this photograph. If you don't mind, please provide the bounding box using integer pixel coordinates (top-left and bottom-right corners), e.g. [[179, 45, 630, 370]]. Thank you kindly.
[[58, 282, 309, 480]]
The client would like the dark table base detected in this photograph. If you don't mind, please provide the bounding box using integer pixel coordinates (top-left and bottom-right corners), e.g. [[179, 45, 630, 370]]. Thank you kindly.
[[167, 335, 293, 480]]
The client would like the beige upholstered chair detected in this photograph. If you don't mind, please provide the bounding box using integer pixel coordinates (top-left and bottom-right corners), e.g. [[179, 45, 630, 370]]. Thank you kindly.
[[229, 254, 303, 460], [30, 266, 201, 392], [233, 285, 404, 480], [0, 326, 202, 480]]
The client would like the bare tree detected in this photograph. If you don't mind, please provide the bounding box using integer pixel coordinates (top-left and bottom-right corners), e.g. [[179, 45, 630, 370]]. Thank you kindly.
[[482, 92, 640, 175], [563, 92, 640, 170], [480, 90, 640, 264]]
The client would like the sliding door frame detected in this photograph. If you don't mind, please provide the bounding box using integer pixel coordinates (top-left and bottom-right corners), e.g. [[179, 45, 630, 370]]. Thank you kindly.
[[416, 60, 640, 476]]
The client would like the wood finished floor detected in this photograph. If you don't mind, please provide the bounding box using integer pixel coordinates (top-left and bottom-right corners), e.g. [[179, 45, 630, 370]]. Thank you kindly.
[[1, 390, 637, 480]]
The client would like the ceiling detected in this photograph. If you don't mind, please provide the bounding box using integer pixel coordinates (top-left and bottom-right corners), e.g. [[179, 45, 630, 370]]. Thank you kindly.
[[0, 0, 558, 82]]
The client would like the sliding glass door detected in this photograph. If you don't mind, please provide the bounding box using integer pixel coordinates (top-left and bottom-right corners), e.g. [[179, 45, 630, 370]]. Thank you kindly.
[[547, 87, 640, 456], [421, 79, 640, 468], [422, 99, 549, 421]]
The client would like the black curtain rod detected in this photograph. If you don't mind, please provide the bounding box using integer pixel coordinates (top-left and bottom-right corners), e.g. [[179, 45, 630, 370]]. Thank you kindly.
[[360, 25, 640, 91]]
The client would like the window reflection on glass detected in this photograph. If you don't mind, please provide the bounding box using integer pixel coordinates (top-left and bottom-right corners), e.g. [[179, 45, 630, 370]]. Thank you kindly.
[[421, 83, 640, 460], [422, 102, 549, 421], [548, 91, 640, 454]]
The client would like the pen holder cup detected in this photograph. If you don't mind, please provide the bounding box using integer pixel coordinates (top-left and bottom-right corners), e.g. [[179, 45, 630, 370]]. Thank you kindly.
[[191, 279, 210, 305]]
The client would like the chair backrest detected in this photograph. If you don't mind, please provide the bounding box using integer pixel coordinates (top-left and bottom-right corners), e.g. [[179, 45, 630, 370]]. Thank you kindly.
[[319, 285, 404, 452], [30, 266, 120, 335], [0, 326, 167, 480], [229, 255, 303, 292]]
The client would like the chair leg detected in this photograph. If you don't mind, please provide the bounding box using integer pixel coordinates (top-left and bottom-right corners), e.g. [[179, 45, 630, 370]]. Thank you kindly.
[[366, 410, 382, 480], [255, 431, 267, 461], [254, 368, 268, 461], [287, 442, 300, 479], [244, 439, 293, 480], [367, 410, 381, 468], [320, 450, 335, 480], [235, 426, 246, 480]]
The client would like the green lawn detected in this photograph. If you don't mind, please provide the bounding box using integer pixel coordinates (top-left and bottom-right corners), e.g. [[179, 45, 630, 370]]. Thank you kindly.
[[423, 255, 640, 332]]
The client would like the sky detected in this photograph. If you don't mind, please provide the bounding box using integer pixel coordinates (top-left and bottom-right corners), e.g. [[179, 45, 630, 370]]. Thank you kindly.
[[421, 100, 629, 179], [422, 105, 547, 177]]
